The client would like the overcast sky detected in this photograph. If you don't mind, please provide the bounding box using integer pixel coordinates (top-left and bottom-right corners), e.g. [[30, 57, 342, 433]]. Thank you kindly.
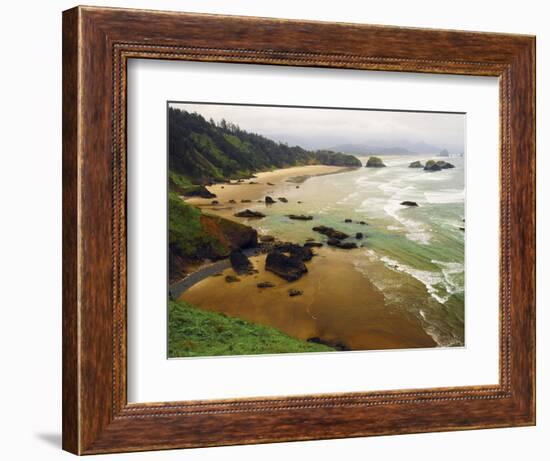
[[170, 102, 465, 154]]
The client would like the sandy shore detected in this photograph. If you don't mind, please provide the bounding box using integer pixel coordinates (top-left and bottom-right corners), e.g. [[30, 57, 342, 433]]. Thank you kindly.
[[180, 247, 436, 351], [186, 164, 351, 219], [179, 163, 439, 351]]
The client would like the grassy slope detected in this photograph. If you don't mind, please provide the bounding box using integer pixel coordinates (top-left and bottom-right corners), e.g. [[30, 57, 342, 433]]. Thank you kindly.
[[168, 191, 224, 258], [168, 300, 334, 357]]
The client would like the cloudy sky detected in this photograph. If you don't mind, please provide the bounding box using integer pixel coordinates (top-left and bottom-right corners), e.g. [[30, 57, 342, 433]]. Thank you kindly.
[[170, 102, 465, 154]]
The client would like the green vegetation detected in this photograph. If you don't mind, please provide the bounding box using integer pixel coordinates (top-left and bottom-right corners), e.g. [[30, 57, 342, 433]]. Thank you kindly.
[[168, 300, 334, 357], [168, 192, 222, 258], [168, 193, 257, 280], [168, 107, 362, 186], [365, 156, 386, 168]]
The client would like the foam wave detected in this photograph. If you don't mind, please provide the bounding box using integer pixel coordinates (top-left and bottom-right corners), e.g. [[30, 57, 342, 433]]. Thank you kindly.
[[383, 200, 432, 244], [354, 250, 463, 347], [379, 255, 450, 305], [432, 259, 465, 296], [424, 189, 464, 204]]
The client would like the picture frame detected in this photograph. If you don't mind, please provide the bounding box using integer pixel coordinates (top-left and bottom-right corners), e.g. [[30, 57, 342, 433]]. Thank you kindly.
[[62, 5, 535, 455]]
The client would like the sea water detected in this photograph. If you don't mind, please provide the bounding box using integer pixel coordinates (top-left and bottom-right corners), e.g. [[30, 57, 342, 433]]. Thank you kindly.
[[244, 155, 465, 347]]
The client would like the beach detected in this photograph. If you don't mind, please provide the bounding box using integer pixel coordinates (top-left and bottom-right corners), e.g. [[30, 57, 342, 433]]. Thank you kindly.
[[181, 247, 436, 350], [177, 157, 465, 351], [186, 164, 351, 219]]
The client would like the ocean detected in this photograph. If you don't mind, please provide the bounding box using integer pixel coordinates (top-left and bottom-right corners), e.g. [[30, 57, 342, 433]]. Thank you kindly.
[[244, 155, 465, 347]]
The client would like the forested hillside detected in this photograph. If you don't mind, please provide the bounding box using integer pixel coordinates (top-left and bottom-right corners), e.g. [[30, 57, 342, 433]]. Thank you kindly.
[[168, 107, 361, 188]]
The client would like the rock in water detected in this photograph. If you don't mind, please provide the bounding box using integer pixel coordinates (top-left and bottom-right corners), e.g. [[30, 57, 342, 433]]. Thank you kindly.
[[288, 214, 313, 221], [424, 160, 442, 171], [265, 196, 276, 204], [424, 160, 455, 171], [234, 209, 266, 218], [436, 160, 455, 169], [327, 239, 357, 249], [278, 197, 288, 203], [400, 201, 419, 207], [265, 251, 308, 281], [365, 156, 386, 168], [337, 241, 358, 249], [355, 232, 364, 239], [344, 218, 352, 223], [229, 250, 253, 275], [304, 241, 323, 248], [409, 160, 423, 168], [288, 289, 303, 297], [312, 225, 349, 240]]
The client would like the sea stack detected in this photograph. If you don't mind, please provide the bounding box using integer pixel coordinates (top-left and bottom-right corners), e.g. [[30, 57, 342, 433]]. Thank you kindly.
[[365, 156, 386, 168]]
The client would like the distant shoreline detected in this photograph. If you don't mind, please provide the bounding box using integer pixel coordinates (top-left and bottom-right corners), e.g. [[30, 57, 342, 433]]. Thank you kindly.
[[186, 164, 354, 219]]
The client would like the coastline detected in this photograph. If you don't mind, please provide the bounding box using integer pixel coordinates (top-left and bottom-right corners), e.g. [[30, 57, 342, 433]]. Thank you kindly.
[[171, 159, 463, 352], [185, 164, 352, 219], [179, 246, 436, 351]]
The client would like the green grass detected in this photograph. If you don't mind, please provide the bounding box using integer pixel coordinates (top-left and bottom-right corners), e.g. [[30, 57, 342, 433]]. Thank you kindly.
[[168, 192, 223, 257], [168, 170, 205, 195], [168, 300, 335, 357]]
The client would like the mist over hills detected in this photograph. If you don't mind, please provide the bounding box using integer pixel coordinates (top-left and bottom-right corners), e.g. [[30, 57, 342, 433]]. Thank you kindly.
[[329, 140, 449, 156]]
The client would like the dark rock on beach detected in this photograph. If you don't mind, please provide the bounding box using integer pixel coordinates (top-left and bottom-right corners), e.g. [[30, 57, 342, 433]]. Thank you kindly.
[[259, 235, 275, 243], [225, 275, 240, 283], [211, 200, 219, 205], [182, 185, 217, 199], [228, 199, 237, 204], [365, 156, 386, 168], [278, 197, 288, 203], [355, 232, 364, 239], [400, 201, 419, 207], [288, 288, 303, 297], [304, 241, 323, 248], [344, 218, 352, 223], [265, 196, 276, 204], [307, 337, 350, 351], [234, 209, 266, 218], [359, 221, 367, 225], [275, 242, 314, 262], [267, 182, 275, 186], [288, 214, 313, 221], [241, 199, 252, 203], [312, 225, 349, 240], [257, 281, 275, 288], [265, 250, 308, 282], [229, 250, 253, 275]]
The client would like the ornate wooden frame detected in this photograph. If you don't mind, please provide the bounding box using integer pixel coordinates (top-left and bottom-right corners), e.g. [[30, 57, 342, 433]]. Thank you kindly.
[[62, 5, 536, 455]]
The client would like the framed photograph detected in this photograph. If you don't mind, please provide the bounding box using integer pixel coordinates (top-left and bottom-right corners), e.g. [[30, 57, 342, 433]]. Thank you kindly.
[[62, 6, 535, 455]]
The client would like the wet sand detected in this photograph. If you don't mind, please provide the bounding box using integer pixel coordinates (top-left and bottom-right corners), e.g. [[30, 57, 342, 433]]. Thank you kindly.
[[186, 164, 351, 219], [180, 247, 436, 351]]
